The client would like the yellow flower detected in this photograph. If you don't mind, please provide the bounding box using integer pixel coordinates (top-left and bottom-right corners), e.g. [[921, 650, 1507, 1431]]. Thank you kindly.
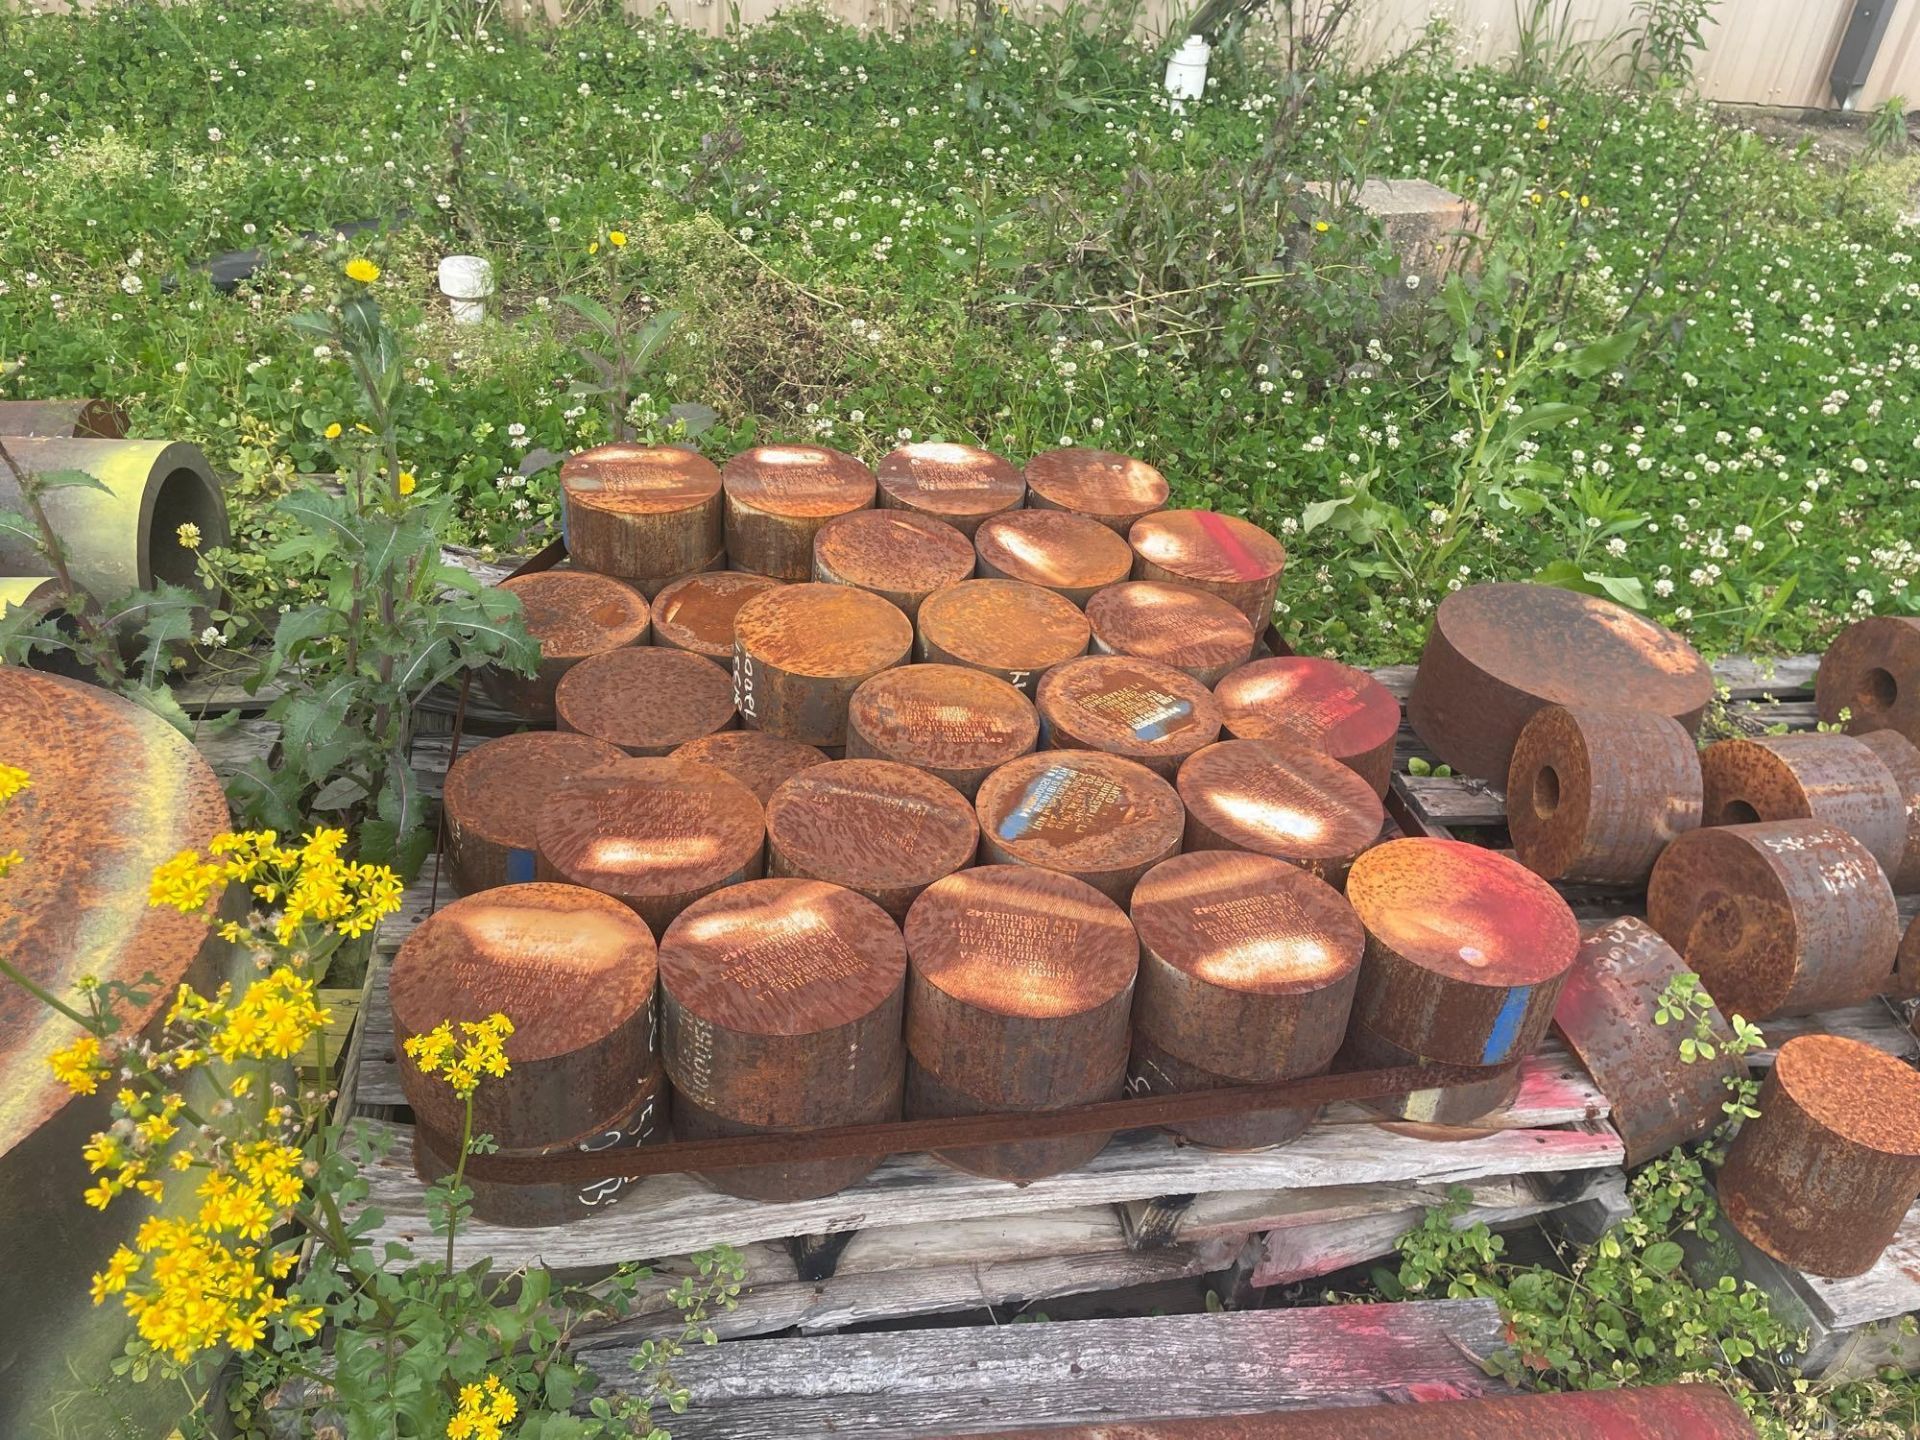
[[1536, 115, 1550, 131], [1579, 193, 1591, 208], [324, 422, 343, 439], [176, 522, 202, 550], [149, 850, 224, 914], [588, 241, 600, 255], [448, 1375, 518, 1440], [0, 849, 21, 880], [0, 762, 28, 804], [344, 257, 381, 284], [290, 1307, 325, 1337], [398, 470, 417, 496], [406, 1015, 513, 1098], [50, 1035, 108, 1096], [609, 230, 628, 247], [1313, 220, 1329, 233]]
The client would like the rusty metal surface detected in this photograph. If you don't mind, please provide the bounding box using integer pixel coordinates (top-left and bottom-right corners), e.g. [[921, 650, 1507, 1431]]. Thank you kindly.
[[876, 441, 1026, 535], [975, 750, 1186, 902], [1086, 581, 1257, 687], [559, 443, 724, 592], [389, 882, 658, 1150], [1507, 705, 1703, 886], [651, 569, 784, 660], [1127, 510, 1288, 628], [1337, 1021, 1523, 1125], [1647, 820, 1899, 1020], [974, 510, 1136, 604], [443, 731, 629, 894], [916, 578, 1092, 695], [1896, 908, 1920, 998], [1126, 1029, 1321, 1150], [907, 1054, 1117, 1181], [671, 730, 829, 803], [723, 444, 877, 579], [732, 582, 914, 746], [1552, 917, 1743, 1166], [1847, 729, 1920, 891], [1700, 733, 1907, 876], [1816, 614, 1920, 742], [533, 758, 767, 934], [673, 1080, 901, 1202], [812, 509, 977, 618], [1718, 1032, 1920, 1277], [845, 663, 1040, 798], [1175, 738, 1384, 883], [0, 398, 128, 438], [554, 645, 738, 755], [1213, 657, 1400, 797], [1024, 447, 1170, 532], [482, 570, 650, 722], [1037, 655, 1224, 778], [1346, 838, 1580, 1068], [1407, 582, 1715, 782]]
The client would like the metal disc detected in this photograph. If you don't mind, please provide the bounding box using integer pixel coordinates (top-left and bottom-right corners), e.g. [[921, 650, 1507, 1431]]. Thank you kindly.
[[975, 750, 1185, 902], [1175, 738, 1384, 882], [732, 583, 914, 745], [974, 510, 1135, 603], [559, 443, 724, 593], [1037, 655, 1224, 776], [1023, 447, 1170, 531], [845, 663, 1040, 797], [443, 730, 629, 893], [1212, 657, 1401, 797], [671, 730, 829, 804], [554, 645, 738, 755], [1085, 581, 1256, 686], [1815, 614, 1920, 741], [812, 510, 976, 618], [723, 445, 877, 580], [916, 578, 1090, 695], [875, 442, 1026, 535], [1126, 509, 1287, 627], [651, 570, 785, 661], [1855, 728, 1920, 891], [1700, 733, 1907, 878], [484, 570, 651, 721]]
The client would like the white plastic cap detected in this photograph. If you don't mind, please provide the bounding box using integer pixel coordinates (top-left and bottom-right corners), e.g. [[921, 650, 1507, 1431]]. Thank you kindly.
[[437, 254, 494, 300]]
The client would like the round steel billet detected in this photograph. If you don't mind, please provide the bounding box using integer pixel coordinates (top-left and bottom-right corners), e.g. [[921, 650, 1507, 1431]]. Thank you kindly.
[[732, 583, 914, 746], [1849, 730, 1920, 892], [1407, 582, 1715, 782], [1085, 581, 1256, 687], [1346, 838, 1580, 1068], [1338, 1021, 1522, 1125], [974, 510, 1135, 605], [906, 1055, 1114, 1181], [671, 730, 829, 804], [1646, 820, 1899, 1020], [1700, 734, 1907, 877], [1551, 917, 1745, 1167], [534, 759, 766, 933], [1037, 655, 1224, 778], [916, 579, 1090, 696], [482, 570, 651, 722], [0, 398, 128, 438], [766, 759, 979, 920], [1815, 614, 1920, 741], [1506, 705, 1703, 887], [723, 444, 877, 580], [390, 883, 659, 1150], [1023, 447, 1170, 532], [651, 570, 784, 662], [845, 663, 1040, 798], [811, 510, 976, 619], [903, 865, 1138, 1181], [1718, 1033, 1920, 1277], [443, 731, 629, 894], [1175, 739, 1384, 883], [1126, 1029, 1320, 1150], [1212, 657, 1401, 798], [975, 751, 1186, 904], [876, 441, 1026, 536], [1127, 510, 1288, 629], [559, 444, 724, 594], [554, 645, 738, 756], [672, 1081, 903, 1203]]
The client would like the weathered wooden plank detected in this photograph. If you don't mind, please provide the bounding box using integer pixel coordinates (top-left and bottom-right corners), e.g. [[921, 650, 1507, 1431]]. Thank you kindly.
[[1756, 1002, 1918, 1068], [193, 718, 280, 778], [1371, 655, 1814, 703], [1798, 1201, 1920, 1332], [1252, 1176, 1552, 1287]]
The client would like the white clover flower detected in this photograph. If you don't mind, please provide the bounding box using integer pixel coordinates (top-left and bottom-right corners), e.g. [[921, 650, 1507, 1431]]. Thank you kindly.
[[199, 626, 221, 647]]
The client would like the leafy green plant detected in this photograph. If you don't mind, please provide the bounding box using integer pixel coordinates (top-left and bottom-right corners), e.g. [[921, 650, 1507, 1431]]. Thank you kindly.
[[1622, 0, 1716, 91], [560, 232, 683, 446]]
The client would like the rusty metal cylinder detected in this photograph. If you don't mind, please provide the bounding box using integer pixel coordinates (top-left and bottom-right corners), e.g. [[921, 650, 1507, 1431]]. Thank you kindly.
[[731, 582, 913, 746], [1506, 704, 1704, 886], [554, 645, 738, 756], [1718, 1033, 1920, 1277], [1700, 733, 1907, 877], [975, 510, 1135, 605], [559, 444, 724, 595], [1897, 908, 1920, 998], [1851, 729, 1920, 892], [672, 730, 829, 804], [1816, 614, 1920, 742], [1212, 657, 1400, 798], [1647, 820, 1899, 1019], [1127, 510, 1287, 630], [658, 877, 907, 1201], [845, 663, 1040, 797], [442, 730, 628, 894], [1128, 851, 1364, 1148], [1023, 447, 1169, 532], [976, 750, 1186, 904], [482, 570, 651, 723], [534, 758, 766, 934], [876, 441, 1026, 536], [1037, 655, 1224, 779], [1337, 1020, 1523, 1125], [916, 578, 1090, 697], [1408, 582, 1715, 782], [722, 444, 876, 580], [904, 864, 1139, 1181], [765, 759, 979, 920], [811, 509, 976, 619], [650, 570, 783, 664], [1175, 739, 1384, 885], [1085, 581, 1256, 687], [0, 398, 128, 438]]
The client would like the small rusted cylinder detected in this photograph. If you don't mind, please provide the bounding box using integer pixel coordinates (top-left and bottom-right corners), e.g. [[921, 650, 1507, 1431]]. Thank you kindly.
[[1816, 614, 1920, 742], [975, 750, 1186, 904], [1212, 657, 1400, 798], [845, 663, 1040, 798], [876, 441, 1025, 535], [1506, 705, 1704, 886], [1128, 851, 1364, 1148], [672, 730, 829, 803], [904, 865, 1139, 1181], [534, 758, 766, 934], [1552, 917, 1745, 1166], [916, 578, 1090, 696], [1700, 733, 1907, 876], [1718, 1033, 1920, 1277], [1085, 581, 1256, 687], [1647, 820, 1899, 1020], [659, 878, 907, 1201], [1337, 1020, 1524, 1125], [974, 510, 1135, 605], [559, 444, 724, 595], [1347, 838, 1580, 1068], [811, 510, 976, 619], [0, 398, 128, 438], [723, 444, 876, 580], [554, 645, 737, 755], [732, 582, 914, 746], [1176, 738, 1383, 883], [1408, 582, 1715, 782], [481, 570, 651, 723], [1128, 510, 1287, 629], [766, 759, 979, 919], [1037, 655, 1224, 779], [1023, 447, 1170, 532], [390, 882, 659, 1151], [651, 570, 784, 664], [1851, 729, 1920, 891], [443, 730, 629, 893]]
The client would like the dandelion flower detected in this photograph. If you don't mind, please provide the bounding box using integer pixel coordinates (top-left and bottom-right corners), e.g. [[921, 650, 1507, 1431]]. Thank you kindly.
[[398, 471, 417, 496], [1313, 221, 1329, 233], [323, 422, 343, 439], [608, 230, 628, 247], [344, 257, 381, 284]]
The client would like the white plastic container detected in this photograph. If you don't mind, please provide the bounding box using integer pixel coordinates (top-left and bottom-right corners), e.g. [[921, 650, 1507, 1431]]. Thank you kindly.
[[438, 254, 494, 326], [1164, 35, 1210, 103]]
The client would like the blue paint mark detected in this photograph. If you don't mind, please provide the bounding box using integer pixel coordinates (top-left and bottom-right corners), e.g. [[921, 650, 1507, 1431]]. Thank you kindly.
[[1481, 984, 1532, 1065], [506, 848, 537, 884], [997, 765, 1074, 842], [1131, 697, 1193, 741]]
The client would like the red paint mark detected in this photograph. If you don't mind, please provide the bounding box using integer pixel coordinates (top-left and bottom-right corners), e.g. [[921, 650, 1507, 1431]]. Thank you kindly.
[[1193, 511, 1270, 581]]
